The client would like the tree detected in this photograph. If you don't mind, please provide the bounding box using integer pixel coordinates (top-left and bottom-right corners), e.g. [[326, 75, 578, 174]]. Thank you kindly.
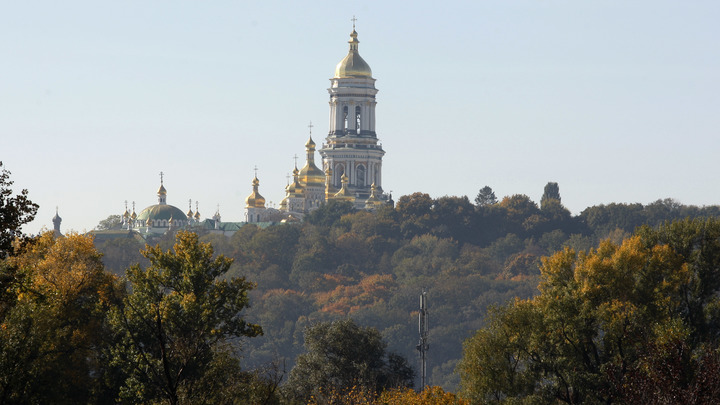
[[96, 214, 123, 230], [109, 231, 262, 405], [540, 181, 560, 210], [0, 162, 38, 259], [304, 200, 356, 227], [284, 318, 414, 402], [475, 186, 497, 207], [459, 218, 720, 404], [1, 232, 124, 404]]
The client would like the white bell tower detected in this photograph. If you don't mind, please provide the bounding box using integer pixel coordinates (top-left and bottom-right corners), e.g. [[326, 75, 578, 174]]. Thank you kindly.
[[319, 23, 385, 201]]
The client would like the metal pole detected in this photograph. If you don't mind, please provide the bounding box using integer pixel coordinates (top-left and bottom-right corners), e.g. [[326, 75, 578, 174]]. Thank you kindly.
[[416, 288, 429, 389]]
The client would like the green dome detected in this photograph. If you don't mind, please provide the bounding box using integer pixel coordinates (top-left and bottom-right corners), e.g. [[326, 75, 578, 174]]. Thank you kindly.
[[137, 204, 187, 223]]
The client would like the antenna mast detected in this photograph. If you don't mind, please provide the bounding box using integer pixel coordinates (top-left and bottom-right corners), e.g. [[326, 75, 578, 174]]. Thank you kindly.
[[417, 288, 429, 388]]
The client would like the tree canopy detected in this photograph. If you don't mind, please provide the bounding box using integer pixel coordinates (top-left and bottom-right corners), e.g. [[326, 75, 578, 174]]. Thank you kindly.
[[0, 162, 38, 259], [459, 218, 720, 404], [109, 231, 262, 404], [284, 318, 414, 403]]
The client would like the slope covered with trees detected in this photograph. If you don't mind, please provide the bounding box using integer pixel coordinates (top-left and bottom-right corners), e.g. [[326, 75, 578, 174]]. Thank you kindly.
[[93, 183, 720, 392]]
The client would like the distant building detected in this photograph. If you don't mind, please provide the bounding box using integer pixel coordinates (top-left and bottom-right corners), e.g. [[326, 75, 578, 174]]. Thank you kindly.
[[52, 207, 62, 237], [93, 23, 391, 240], [247, 25, 391, 223]]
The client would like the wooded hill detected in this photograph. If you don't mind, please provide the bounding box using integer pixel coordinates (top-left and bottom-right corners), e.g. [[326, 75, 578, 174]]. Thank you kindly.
[[93, 184, 720, 391]]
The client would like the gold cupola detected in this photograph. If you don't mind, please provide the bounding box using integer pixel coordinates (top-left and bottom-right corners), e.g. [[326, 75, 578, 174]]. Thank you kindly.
[[334, 29, 372, 79], [245, 176, 266, 209], [299, 136, 326, 187], [333, 173, 355, 201]]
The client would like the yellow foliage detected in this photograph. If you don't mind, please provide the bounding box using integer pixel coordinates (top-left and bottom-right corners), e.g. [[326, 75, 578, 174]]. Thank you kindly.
[[306, 386, 466, 405], [379, 386, 468, 405], [9, 231, 120, 307]]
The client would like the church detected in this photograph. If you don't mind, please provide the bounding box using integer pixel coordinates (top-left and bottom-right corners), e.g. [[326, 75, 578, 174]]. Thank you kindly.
[[92, 24, 390, 238], [246, 25, 391, 223]]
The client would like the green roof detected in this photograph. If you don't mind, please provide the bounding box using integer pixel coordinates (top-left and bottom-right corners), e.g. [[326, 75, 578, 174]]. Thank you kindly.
[[136, 204, 187, 222]]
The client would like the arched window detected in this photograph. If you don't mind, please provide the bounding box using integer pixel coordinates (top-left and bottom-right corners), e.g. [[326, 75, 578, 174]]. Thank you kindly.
[[343, 106, 348, 133], [356, 165, 366, 188], [335, 164, 345, 187], [355, 106, 362, 134]]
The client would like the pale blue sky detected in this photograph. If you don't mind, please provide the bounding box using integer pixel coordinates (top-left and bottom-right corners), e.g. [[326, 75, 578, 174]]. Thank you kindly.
[[2, 1, 719, 233]]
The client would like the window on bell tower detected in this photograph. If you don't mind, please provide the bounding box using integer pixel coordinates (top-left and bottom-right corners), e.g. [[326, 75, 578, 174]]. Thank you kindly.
[[343, 106, 348, 133], [355, 106, 362, 134], [356, 165, 366, 187]]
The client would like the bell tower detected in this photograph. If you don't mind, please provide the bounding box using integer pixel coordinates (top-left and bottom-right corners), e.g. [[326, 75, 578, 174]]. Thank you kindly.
[[319, 22, 385, 201]]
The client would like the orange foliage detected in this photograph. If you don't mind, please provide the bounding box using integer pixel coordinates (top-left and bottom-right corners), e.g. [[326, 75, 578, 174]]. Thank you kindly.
[[314, 274, 397, 316]]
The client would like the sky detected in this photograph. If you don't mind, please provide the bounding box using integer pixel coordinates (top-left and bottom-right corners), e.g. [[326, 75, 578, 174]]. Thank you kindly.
[[2, 1, 719, 234]]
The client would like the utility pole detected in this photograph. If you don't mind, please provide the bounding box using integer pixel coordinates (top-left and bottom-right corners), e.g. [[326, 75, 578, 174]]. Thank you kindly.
[[416, 288, 429, 389]]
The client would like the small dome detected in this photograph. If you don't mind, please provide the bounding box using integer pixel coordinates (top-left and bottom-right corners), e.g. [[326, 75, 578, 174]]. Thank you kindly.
[[334, 30, 372, 79], [245, 177, 266, 208], [157, 184, 167, 195], [305, 136, 316, 150]]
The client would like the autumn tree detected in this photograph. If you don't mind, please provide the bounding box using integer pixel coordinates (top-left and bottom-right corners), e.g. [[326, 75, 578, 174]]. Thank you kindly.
[[1, 232, 124, 404], [284, 318, 414, 403], [109, 231, 262, 405], [459, 218, 720, 403]]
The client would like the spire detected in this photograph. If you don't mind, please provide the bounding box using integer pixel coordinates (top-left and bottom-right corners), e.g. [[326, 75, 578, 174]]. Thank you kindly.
[[334, 18, 372, 78], [299, 124, 325, 187], [157, 171, 167, 205], [52, 207, 62, 236], [245, 170, 266, 208], [187, 199, 194, 219]]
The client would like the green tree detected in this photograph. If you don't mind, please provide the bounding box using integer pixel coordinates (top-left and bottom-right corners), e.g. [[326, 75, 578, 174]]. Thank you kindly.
[[540, 181, 560, 209], [475, 186, 497, 207], [304, 200, 356, 227], [109, 231, 262, 405], [0, 162, 38, 259], [96, 214, 123, 230], [284, 318, 414, 403]]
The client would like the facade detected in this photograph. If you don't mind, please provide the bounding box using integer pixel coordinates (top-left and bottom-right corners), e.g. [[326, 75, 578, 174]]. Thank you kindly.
[[248, 26, 390, 222]]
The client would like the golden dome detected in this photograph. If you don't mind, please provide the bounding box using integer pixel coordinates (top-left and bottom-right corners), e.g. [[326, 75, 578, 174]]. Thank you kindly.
[[245, 176, 266, 209], [186, 209, 193, 218], [157, 184, 167, 196], [299, 136, 326, 187], [334, 30, 372, 79]]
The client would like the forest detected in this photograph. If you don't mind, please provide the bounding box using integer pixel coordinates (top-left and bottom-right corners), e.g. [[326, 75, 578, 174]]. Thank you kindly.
[[4, 161, 720, 404]]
